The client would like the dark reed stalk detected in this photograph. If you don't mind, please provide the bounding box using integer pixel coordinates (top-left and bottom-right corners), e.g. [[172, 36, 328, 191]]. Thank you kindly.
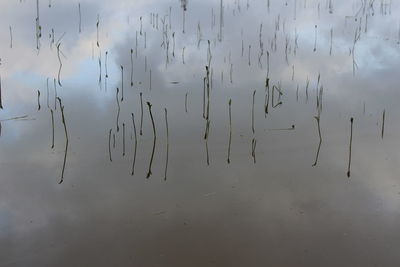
[[164, 108, 169, 180], [131, 113, 137, 175], [313, 25, 317, 52], [182, 47, 185, 64], [105, 51, 108, 78], [296, 84, 299, 102], [381, 109, 385, 139], [264, 78, 270, 116], [130, 49, 133, 86], [218, 0, 223, 41], [204, 120, 210, 165], [46, 78, 49, 108], [0, 115, 29, 122], [363, 102, 366, 115], [316, 73, 321, 109], [172, 32, 175, 57], [140, 92, 143, 135], [145, 56, 147, 72], [203, 77, 206, 118], [78, 3, 82, 33], [135, 31, 138, 58], [140, 16, 143, 35], [96, 14, 100, 47], [146, 102, 156, 178], [227, 99, 232, 164], [50, 28, 54, 49], [230, 64, 233, 83], [108, 129, 112, 162], [252, 90, 256, 134], [292, 65, 295, 81], [56, 43, 62, 86], [56, 97, 68, 184], [98, 52, 102, 85], [305, 77, 309, 102], [113, 133, 116, 148], [50, 109, 54, 149], [347, 117, 354, 178], [120, 65, 124, 101], [122, 123, 126, 156], [9, 26, 12, 48], [248, 45, 251, 66], [206, 67, 210, 120], [312, 116, 322, 166], [116, 88, 120, 132], [36, 0, 41, 51], [37, 90, 41, 110], [266, 51, 270, 78], [251, 138, 256, 164], [269, 125, 295, 131]]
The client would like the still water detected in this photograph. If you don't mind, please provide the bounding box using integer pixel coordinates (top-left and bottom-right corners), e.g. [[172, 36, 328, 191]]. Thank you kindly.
[[1, 0, 400, 266]]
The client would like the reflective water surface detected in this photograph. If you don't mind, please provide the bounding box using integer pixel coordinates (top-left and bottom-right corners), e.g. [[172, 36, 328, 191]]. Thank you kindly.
[[1, 0, 400, 266]]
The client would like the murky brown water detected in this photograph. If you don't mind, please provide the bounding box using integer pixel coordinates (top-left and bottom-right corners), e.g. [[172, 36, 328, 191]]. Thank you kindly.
[[1, 0, 400, 266]]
